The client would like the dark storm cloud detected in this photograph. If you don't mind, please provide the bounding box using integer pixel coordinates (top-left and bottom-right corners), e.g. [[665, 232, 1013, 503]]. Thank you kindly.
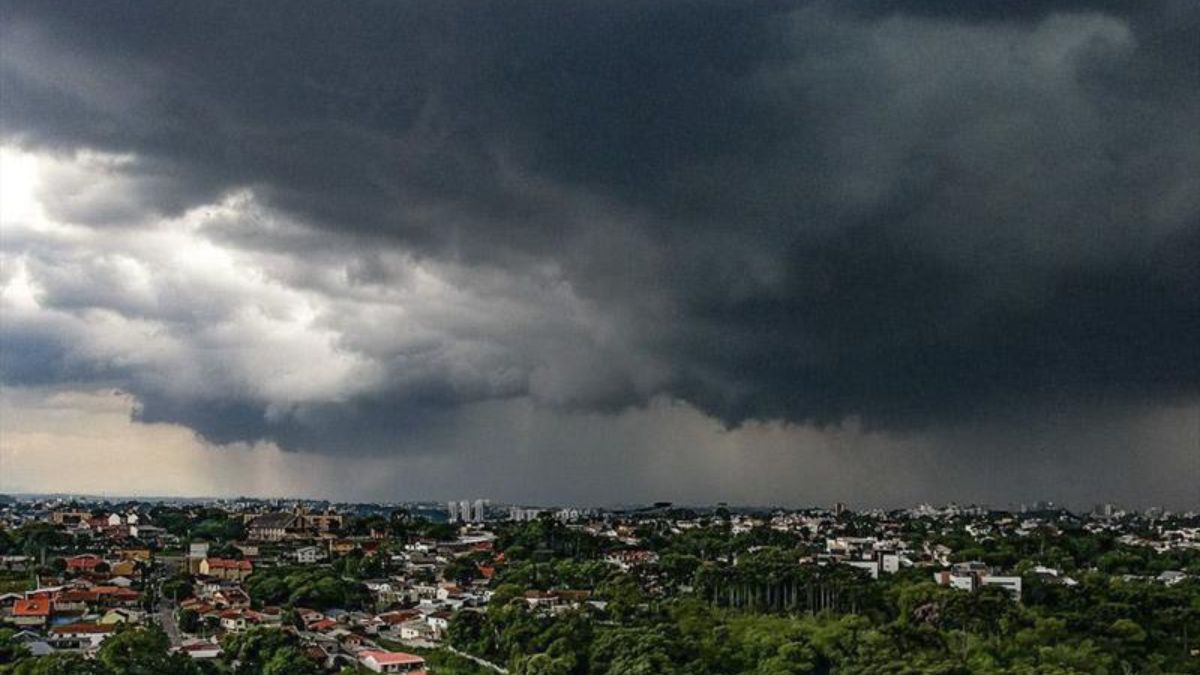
[[1, 0, 1197, 450], [844, 0, 1137, 22]]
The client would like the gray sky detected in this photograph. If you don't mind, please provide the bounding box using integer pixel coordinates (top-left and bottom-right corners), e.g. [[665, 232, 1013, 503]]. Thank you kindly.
[[1, 0, 1197, 508]]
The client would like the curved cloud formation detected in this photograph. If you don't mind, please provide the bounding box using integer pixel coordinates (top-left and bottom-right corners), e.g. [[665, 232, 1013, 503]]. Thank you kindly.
[[1, 0, 1197, 455]]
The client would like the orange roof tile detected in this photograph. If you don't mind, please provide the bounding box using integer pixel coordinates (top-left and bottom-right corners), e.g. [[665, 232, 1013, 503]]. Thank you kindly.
[[13, 598, 51, 617]]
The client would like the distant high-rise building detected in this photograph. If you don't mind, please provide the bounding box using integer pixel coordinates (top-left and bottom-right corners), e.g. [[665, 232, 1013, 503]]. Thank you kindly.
[[447, 501, 459, 522], [509, 507, 542, 522], [472, 499, 488, 522]]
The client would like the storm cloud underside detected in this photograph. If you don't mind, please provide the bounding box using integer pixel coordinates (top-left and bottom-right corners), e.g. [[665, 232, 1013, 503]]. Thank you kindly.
[[1, 0, 1197, 505]]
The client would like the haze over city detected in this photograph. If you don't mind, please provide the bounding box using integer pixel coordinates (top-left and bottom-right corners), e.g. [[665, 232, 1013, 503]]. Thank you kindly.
[[1, 0, 1198, 509]]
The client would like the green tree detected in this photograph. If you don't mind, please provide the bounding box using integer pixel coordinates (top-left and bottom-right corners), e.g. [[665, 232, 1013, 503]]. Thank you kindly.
[[177, 608, 201, 634], [222, 626, 306, 675], [261, 646, 321, 675], [0, 628, 32, 665], [516, 653, 574, 675], [10, 653, 110, 675], [161, 574, 194, 603], [95, 627, 200, 675]]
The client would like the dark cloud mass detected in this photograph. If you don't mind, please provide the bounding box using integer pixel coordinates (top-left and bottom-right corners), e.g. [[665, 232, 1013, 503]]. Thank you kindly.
[[1, 0, 1198, 462]]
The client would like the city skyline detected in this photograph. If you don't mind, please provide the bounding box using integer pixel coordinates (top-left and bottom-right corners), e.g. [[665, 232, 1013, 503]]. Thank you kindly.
[[1, 0, 1198, 509]]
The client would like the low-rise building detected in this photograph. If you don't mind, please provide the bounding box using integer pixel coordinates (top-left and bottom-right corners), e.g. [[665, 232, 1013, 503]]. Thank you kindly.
[[48, 623, 117, 650], [358, 650, 428, 673], [10, 598, 51, 627], [934, 562, 1022, 600], [199, 558, 253, 581], [295, 545, 324, 564]]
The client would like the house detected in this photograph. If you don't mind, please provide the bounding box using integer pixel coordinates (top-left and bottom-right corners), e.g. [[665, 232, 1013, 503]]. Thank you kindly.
[[55, 586, 138, 610], [296, 607, 325, 626], [180, 640, 222, 660], [118, 548, 152, 562], [551, 590, 591, 607], [211, 588, 251, 609], [358, 650, 428, 674], [398, 619, 435, 641], [89, 586, 141, 608], [845, 560, 880, 580], [7, 630, 54, 657], [1157, 570, 1188, 586], [99, 607, 145, 625], [295, 546, 324, 564], [0, 592, 25, 613], [308, 618, 338, 633], [128, 525, 166, 541], [48, 622, 117, 650], [524, 590, 559, 608], [179, 600, 216, 621], [329, 539, 358, 556], [358, 615, 385, 635], [604, 549, 659, 570], [219, 609, 250, 633], [50, 510, 91, 525], [188, 543, 211, 575], [340, 632, 367, 650], [52, 589, 92, 613], [246, 512, 303, 541], [934, 562, 1022, 600], [256, 606, 284, 625], [233, 544, 260, 558], [982, 575, 1023, 599], [0, 555, 32, 572], [11, 597, 51, 627], [302, 510, 344, 533], [436, 584, 463, 601], [109, 560, 138, 577], [199, 558, 253, 581], [426, 611, 452, 636], [378, 610, 421, 627], [65, 554, 104, 573]]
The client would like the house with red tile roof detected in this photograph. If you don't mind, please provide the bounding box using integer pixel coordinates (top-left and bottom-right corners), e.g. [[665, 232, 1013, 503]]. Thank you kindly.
[[48, 622, 117, 649], [65, 554, 104, 572], [11, 597, 52, 627], [199, 558, 253, 581], [308, 618, 338, 632], [358, 650, 427, 674], [58, 585, 141, 609], [179, 640, 222, 660], [219, 608, 251, 633]]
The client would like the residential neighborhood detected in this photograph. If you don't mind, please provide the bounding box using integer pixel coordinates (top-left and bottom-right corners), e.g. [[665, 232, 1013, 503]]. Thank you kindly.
[[1, 495, 1198, 673]]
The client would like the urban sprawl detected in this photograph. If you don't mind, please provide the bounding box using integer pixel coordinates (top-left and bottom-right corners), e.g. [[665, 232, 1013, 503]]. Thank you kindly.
[[0, 495, 1198, 674]]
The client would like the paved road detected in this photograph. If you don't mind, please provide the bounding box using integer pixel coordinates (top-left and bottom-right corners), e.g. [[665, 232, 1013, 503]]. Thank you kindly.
[[159, 601, 183, 647]]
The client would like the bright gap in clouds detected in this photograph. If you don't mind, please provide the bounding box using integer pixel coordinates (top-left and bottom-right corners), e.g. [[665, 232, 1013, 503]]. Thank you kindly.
[[1, 145, 383, 408], [0, 148, 41, 225], [1, 147, 47, 310]]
